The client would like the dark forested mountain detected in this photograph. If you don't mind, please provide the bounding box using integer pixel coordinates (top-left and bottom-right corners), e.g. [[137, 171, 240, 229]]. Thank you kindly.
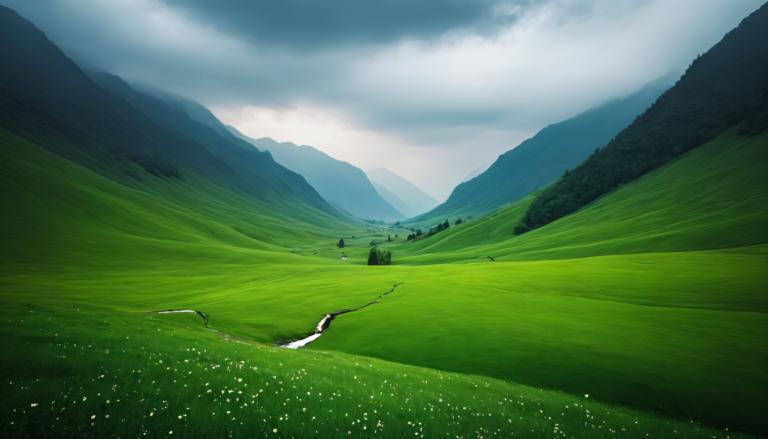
[[367, 168, 438, 218], [516, 2, 768, 233], [228, 128, 404, 221], [0, 5, 341, 220], [414, 79, 668, 223]]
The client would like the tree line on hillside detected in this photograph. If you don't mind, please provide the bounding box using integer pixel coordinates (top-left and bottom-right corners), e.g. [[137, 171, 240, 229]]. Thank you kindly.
[[406, 218, 464, 241], [515, 6, 768, 234]]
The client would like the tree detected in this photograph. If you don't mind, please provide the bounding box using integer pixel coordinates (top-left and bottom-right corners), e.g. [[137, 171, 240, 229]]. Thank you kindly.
[[455, 218, 463, 226], [367, 247, 392, 265], [367, 247, 380, 265], [337, 238, 345, 248]]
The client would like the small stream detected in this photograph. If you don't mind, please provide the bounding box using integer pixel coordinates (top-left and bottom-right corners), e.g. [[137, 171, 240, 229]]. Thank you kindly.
[[280, 282, 402, 349], [151, 282, 401, 350]]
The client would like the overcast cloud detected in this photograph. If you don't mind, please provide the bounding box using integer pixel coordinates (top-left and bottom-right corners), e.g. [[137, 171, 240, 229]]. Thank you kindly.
[[1, 0, 762, 199]]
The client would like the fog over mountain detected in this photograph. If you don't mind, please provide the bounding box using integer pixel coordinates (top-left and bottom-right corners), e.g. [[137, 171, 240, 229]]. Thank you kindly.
[[1, 0, 761, 198]]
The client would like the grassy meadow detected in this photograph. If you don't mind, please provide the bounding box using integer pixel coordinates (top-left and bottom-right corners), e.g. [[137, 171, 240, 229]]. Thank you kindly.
[[1, 127, 766, 437]]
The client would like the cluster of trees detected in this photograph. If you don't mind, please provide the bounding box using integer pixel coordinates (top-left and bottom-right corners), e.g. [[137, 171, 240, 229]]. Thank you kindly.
[[516, 11, 768, 234], [406, 230, 422, 241], [367, 247, 392, 265], [406, 218, 466, 241]]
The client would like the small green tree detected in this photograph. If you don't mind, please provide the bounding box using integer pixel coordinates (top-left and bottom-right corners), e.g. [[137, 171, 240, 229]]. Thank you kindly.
[[337, 238, 345, 248]]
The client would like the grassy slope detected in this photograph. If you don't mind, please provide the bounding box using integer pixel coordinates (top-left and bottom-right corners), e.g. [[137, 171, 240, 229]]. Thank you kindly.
[[402, 192, 537, 255], [0, 129, 353, 272], [312, 132, 768, 432], [2, 129, 766, 435], [1, 303, 738, 438], [395, 132, 768, 263]]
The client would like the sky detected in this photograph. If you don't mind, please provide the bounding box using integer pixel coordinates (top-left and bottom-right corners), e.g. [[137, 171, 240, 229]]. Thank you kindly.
[[2, 0, 762, 200]]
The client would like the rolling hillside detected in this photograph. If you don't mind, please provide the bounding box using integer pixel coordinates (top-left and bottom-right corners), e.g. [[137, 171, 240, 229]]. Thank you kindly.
[[517, 2, 768, 233], [414, 79, 668, 223], [324, 130, 768, 432], [396, 131, 768, 262], [230, 129, 404, 221], [0, 6, 341, 223]]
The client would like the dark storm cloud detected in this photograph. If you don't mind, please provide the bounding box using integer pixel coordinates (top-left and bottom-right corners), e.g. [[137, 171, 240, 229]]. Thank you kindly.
[[160, 0, 530, 50], [0, 0, 763, 197]]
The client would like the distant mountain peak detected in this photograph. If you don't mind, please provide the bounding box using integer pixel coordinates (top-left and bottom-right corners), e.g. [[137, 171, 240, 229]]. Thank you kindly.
[[228, 127, 403, 221], [366, 168, 438, 218]]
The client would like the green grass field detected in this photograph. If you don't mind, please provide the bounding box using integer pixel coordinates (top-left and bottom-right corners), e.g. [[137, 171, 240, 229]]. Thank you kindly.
[[1, 129, 766, 437]]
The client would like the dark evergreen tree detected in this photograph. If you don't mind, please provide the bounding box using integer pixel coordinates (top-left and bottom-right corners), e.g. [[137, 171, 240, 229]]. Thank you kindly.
[[367, 247, 380, 265], [337, 238, 345, 248], [367, 247, 392, 265]]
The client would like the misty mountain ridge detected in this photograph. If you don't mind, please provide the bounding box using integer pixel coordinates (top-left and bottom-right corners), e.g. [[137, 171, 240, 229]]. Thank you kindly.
[[413, 77, 671, 224], [367, 168, 439, 218], [517, 2, 768, 233], [228, 128, 404, 221]]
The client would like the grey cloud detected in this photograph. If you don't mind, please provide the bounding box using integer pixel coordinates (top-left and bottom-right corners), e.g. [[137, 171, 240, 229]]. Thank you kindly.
[[159, 0, 533, 50], [0, 0, 763, 196]]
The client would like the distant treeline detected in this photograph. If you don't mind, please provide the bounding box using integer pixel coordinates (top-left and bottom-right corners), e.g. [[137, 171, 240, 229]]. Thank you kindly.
[[406, 218, 464, 241]]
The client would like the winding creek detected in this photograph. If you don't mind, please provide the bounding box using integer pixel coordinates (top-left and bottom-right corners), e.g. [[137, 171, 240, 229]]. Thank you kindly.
[[152, 282, 402, 349], [280, 282, 402, 349]]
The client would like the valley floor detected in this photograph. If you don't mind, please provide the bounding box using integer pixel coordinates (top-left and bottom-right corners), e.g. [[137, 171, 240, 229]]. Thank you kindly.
[[1, 131, 766, 437]]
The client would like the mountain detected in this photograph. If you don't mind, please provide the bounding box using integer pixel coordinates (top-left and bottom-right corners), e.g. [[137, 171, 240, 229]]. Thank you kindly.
[[367, 168, 439, 218], [228, 128, 403, 221], [0, 5, 343, 224], [414, 79, 669, 224], [517, 3, 768, 233], [399, 131, 767, 262], [371, 182, 412, 218], [461, 165, 487, 183]]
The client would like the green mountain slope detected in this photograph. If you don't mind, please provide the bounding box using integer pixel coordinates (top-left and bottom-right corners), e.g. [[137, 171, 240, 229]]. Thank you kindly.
[[518, 2, 768, 233], [0, 6, 340, 222], [398, 131, 768, 262], [229, 128, 404, 221], [367, 168, 438, 217], [414, 80, 668, 223], [0, 129, 353, 274]]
